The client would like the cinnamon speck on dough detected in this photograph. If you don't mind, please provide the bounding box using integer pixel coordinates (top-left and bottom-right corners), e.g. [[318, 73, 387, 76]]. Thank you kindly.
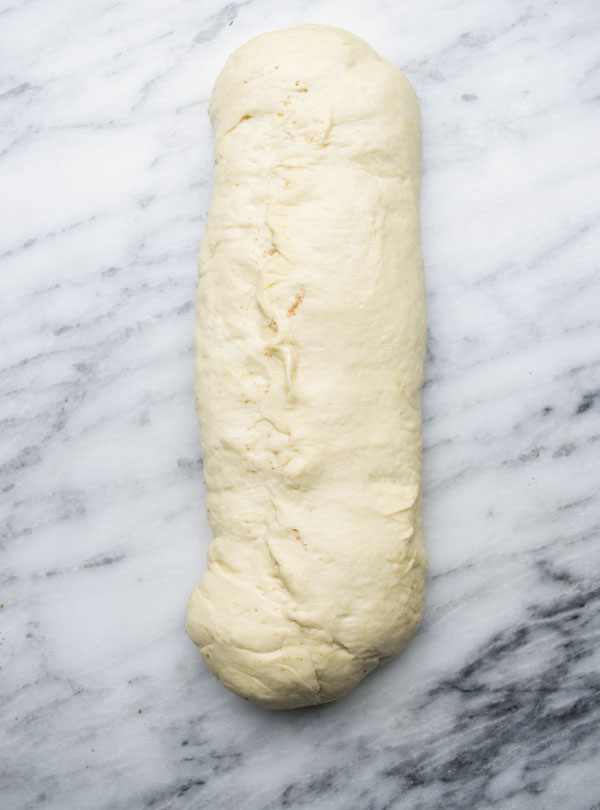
[[287, 287, 306, 317]]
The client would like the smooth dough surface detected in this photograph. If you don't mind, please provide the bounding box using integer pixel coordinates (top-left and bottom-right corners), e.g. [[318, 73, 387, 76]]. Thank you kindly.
[[187, 24, 427, 709]]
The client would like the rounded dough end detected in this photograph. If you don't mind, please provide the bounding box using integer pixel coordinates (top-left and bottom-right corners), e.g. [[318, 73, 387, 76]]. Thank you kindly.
[[186, 570, 425, 709]]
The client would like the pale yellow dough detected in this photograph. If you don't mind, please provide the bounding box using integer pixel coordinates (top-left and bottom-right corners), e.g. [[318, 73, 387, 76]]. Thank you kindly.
[[186, 24, 427, 709]]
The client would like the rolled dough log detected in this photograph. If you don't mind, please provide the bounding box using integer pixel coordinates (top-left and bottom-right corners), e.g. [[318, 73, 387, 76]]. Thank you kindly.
[[187, 24, 427, 709]]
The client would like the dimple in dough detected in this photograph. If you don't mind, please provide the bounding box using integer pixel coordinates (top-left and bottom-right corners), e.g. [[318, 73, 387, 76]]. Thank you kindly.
[[186, 24, 428, 709]]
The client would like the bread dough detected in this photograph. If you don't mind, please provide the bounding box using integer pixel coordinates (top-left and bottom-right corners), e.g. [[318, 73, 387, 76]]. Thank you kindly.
[[187, 24, 427, 709]]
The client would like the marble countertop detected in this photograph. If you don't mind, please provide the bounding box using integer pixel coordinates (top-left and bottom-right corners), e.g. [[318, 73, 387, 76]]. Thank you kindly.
[[2, 0, 599, 808]]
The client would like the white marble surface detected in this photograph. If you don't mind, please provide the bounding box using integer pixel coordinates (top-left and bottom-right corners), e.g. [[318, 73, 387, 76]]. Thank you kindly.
[[1, 0, 600, 807]]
